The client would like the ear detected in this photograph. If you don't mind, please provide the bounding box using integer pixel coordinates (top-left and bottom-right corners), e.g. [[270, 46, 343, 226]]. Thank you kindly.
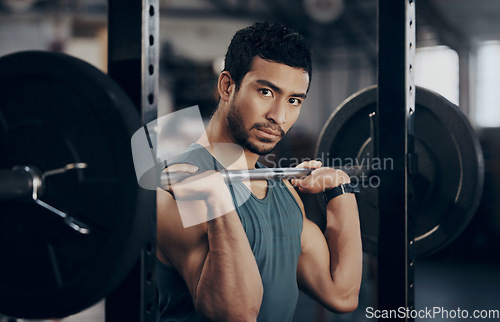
[[217, 71, 233, 102]]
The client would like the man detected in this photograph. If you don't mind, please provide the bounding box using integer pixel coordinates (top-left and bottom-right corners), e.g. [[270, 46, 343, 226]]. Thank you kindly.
[[156, 22, 362, 321]]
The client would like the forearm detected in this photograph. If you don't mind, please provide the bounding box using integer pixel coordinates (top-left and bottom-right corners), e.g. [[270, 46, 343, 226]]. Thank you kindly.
[[165, 169, 263, 320], [195, 207, 263, 321], [324, 193, 363, 302]]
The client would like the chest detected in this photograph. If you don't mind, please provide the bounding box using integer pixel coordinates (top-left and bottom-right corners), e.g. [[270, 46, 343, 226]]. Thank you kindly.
[[234, 181, 303, 259], [242, 179, 268, 199]]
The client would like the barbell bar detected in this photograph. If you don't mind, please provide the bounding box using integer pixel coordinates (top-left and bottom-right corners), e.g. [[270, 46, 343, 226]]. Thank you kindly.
[[1, 163, 370, 204], [159, 165, 372, 190], [0, 164, 370, 203]]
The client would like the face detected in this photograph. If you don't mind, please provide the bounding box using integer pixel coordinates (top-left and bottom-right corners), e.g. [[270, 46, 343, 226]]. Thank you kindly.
[[225, 57, 310, 155]]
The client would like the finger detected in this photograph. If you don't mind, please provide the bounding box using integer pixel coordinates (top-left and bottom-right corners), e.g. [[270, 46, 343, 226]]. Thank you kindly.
[[311, 160, 323, 168], [290, 177, 310, 187], [295, 161, 310, 168], [165, 163, 199, 173], [290, 177, 309, 189], [295, 160, 322, 169], [162, 164, 200, 188]]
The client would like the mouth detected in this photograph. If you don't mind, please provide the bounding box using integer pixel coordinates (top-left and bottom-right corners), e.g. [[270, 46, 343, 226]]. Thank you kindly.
[[255, 127, 282, 139]]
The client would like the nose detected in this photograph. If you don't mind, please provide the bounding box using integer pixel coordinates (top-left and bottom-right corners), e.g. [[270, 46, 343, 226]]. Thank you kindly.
[[266, 100, 286, 125]]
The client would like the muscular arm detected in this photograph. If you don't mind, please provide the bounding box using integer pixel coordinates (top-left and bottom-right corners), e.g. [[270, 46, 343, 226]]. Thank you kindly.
[[289, 165, 363, 313], [157, 169, 263, 321]]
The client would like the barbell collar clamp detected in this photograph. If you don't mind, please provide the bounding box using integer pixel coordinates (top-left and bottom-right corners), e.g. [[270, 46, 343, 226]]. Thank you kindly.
[[34, 199, 90, 235], [0, 163, 91, 235], [42, 162, 88, 179], [35, 163, 91, 235]]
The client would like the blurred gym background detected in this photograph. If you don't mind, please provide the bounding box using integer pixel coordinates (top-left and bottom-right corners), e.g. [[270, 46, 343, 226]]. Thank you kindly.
[[0, 0, 499, 321]]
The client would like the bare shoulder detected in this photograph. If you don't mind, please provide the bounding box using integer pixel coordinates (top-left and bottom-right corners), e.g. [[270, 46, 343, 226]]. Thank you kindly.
[[156, 188, 209, 295], [283, 179, 306, 218], [282, 180, 325, 252]]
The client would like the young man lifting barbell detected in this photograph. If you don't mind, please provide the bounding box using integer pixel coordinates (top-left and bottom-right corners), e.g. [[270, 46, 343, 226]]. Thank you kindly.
[[156, 22, 362, 321]]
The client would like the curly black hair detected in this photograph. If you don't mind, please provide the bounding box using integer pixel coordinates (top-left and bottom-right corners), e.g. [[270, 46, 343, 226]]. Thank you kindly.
[[223, 22, 312, 91]]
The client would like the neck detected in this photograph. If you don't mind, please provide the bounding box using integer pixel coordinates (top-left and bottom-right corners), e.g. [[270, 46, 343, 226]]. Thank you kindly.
[[199, 107, 260, 170]]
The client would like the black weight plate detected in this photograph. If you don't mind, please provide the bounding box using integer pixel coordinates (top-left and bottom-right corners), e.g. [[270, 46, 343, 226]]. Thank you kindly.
[[316, 85, 484, 258], [0, 51, 152, 319]]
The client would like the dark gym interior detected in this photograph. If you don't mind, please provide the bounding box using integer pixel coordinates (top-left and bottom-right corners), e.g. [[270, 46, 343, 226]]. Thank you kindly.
[[1, 0, 500, 321]]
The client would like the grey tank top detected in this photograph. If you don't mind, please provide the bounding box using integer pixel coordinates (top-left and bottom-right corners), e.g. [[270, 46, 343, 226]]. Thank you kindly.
[[157, 144, 303, 322]]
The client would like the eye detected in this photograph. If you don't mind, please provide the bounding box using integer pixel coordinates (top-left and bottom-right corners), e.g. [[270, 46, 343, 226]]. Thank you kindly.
[[259, 88, 273, 97], [288, 98, 302, 107]]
